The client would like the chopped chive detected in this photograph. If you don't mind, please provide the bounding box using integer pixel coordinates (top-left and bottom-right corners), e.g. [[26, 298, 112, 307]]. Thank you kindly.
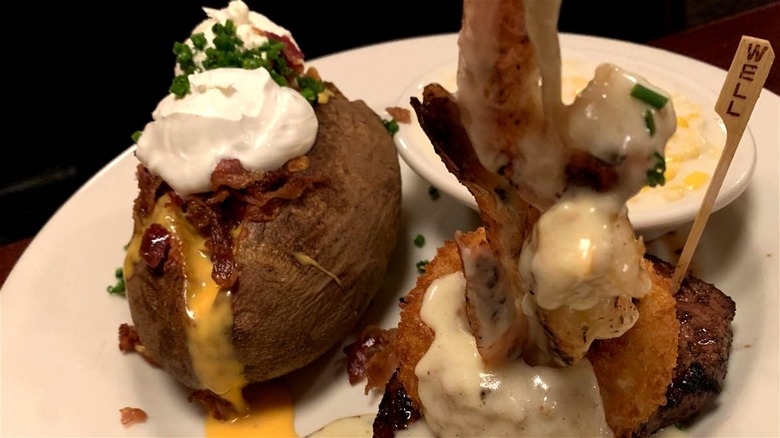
[[107, 267, 126, 296], [631, 84, 668, 109], [416, 260, 429, 274], [190, 33, 207, 51], [169, 74, 191, 98], [131, 130, 143, 143], [383, 118, 399, 135], [643, 109, 656, 136], [414, 234, 426, 248], [646, 152, 666, 187]]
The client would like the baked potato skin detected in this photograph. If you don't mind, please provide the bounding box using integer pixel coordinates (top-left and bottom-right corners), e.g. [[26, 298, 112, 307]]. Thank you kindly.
[[233, 87, 402, 382], [126, 85, 402, 389], [126, 241, 198, 387]]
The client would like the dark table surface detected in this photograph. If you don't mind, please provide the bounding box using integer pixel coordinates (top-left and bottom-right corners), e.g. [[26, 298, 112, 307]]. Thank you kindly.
[[1, 2, 778, 289]]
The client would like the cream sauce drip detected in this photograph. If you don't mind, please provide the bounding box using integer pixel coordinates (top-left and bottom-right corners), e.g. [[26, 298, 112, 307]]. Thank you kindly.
[[517, 0, 674, 341], [415, 273, 613, 437], [520, 191, 650, 311]]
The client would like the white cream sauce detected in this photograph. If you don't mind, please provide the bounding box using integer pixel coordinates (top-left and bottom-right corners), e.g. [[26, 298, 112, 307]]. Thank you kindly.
[[517, 0, 674, 329], [415, 273, 613, 437], [425, 0, 682, 434], [519, 191, 650, 311], [306, 414, 435, 438]]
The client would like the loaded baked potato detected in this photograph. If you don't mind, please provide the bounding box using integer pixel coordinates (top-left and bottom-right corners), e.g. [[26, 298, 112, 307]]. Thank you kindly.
[[121, 0, 401, 414]]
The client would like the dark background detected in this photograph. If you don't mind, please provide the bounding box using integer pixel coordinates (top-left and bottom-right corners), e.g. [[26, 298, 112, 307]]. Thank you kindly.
[[1, 0, 773, 244]]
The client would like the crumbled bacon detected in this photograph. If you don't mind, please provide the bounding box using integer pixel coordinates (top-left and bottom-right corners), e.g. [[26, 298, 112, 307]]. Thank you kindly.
[[133, 156, 326, 292], [373, 371, 421, 438], [386, 107, 412, 124], [118, 324, 160, 367], [211, 159, 261, 191], [285, 155, 310, 173], [188, 390, 237, 421], [118, 323, 141, 353], [133, 165, 163, 227], [140, 223, 171, 269], [120, 407, 148, 426], [260, 31, 305, 73], [185, 199, 237, 288], [344, 326, 398, 394]]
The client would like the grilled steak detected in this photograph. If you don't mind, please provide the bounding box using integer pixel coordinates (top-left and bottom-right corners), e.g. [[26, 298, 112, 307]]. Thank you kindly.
[[637, 255, 736, 436], [369, 254, 735, 437]]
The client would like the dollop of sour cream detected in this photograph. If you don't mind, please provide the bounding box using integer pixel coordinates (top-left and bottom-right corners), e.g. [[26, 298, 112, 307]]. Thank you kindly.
[[415, 272, 613, 437], [176, 0, 299, 76], [135, 67, 317, 195]]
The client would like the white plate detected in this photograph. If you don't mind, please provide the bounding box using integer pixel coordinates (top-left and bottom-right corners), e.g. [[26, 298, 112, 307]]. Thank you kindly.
[[394, 34, 758, 241], [1, 34, 778, 437]]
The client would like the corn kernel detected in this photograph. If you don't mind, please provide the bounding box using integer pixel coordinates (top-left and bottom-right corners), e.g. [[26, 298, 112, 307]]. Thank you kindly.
[[661, 185, 685, 201], [683, 171, 710, 190], [676, 116, 689, 129], [664, 163, 680, 181]]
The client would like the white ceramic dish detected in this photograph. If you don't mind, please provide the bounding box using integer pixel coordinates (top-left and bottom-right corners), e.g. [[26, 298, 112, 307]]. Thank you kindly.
[[1, 34, 778, 437], [394, 34, 758, 241]]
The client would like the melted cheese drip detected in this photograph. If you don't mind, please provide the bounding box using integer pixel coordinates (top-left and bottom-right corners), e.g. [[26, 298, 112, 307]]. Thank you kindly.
[[206, 380, 296, 437], [124, 195, 247, 411], [415, 273, 612, 437]]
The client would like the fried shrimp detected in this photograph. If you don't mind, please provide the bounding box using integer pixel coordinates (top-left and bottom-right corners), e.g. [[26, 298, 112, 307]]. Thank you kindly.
[[415, 0, 676, 365]]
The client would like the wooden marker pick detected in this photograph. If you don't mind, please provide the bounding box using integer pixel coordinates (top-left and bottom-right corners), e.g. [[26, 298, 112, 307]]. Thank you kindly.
[[670, 36, 774, 294]]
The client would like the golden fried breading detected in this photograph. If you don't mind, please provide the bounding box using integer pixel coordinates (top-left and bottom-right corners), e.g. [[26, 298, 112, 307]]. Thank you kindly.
[[395, 229, 486, 407], [586, 260, 679, 437], [394, 228, 678, 436]]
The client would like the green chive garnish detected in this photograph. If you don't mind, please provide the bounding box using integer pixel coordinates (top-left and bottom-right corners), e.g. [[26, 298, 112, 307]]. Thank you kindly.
[[416, 260, 429, 274], [643, 109, 656, 136], [631, 84, 668, 109], [646, 152, 666, 187], [169, 74, 191, 98], [131, 130, 142, 143], [107, 267, 126, 296], [383, 118, 399, 135], [414, 234, 426, 248]]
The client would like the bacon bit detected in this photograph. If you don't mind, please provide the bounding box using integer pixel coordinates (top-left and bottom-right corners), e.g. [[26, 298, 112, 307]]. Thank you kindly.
[[285, 156, 310, 173], [185, 199, 237, 288], [118, 323, 141, 353], [386, 107, 412, 124], [344, 326, 398, 394], [243, 177, 324, 222], [120, 407, 148, 426], [261, 31, 305, 73], [373, 371, 421, 438], [188, 390, 237, 421], [140, 224, 171, 269], [304, 66, 322, 81], [118, 324, 160, 366], [135, 158, 327, 290], [133, 165, 163, 227], [211, 159, 258, 191]]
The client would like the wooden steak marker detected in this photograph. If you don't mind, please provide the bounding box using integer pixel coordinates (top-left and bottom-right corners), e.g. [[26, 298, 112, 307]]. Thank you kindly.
[[671, 36, 775, 294]]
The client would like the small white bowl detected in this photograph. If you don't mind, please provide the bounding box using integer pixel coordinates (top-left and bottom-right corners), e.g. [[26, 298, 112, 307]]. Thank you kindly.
[[393, 40, 757, 242]]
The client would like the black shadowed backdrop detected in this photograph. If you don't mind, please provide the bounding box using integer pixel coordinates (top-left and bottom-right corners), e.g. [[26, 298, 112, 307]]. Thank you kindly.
[[1, 0, 772, 244]]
